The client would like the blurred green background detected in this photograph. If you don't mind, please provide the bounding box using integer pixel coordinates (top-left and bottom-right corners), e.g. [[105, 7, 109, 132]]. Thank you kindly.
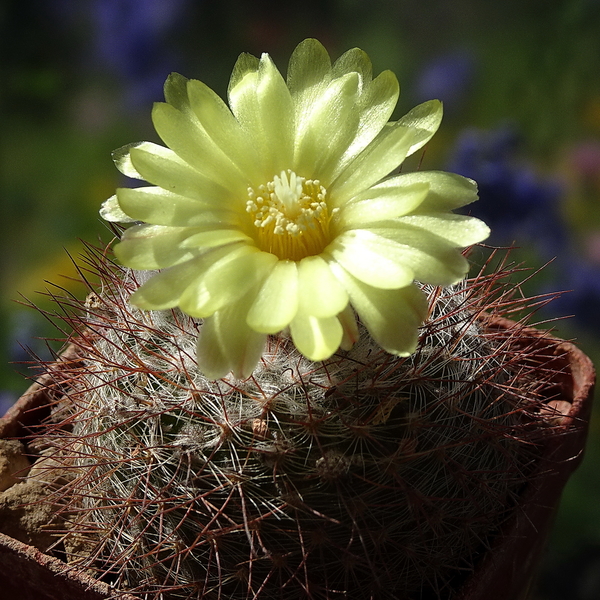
[[1, 1, 600, 597]]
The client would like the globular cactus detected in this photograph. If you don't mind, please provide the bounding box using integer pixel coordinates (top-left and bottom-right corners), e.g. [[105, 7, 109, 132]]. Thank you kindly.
[[35, 245, 559, 600]]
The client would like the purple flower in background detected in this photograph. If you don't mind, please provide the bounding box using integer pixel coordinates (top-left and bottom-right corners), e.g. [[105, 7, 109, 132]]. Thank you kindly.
[[415, 51, 475, 114], [40, 0, 192, 111], [549, 259, 600, 334], [449, 127, 600, 334], [448, 127, 567, 258], [91, 0, 189, 108]]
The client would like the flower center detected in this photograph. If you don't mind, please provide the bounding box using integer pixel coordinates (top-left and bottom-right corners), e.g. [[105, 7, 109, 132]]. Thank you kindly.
[[246, 170, 332, 261]]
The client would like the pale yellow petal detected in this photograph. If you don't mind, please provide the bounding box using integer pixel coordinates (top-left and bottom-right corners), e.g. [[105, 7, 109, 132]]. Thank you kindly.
[[228, 53, 294, 176], [289, 313, 343, 361], [152, 102, 247, 194], [339, 69, 400, 167], [337, 304, 359, 351], [293, 72, 360, 183], [364, 225, 471, 285], [115, 225, 203, 270], [116, 186, 235, 227], [131, 246, 246, 310], [112, 143, 145, 179], [330, 100, 443, 203], [129, 142, 231, 202], [228, 52, 260, 100], [247, 260, 299, 333], [390, 171, 479, 211], [186, 78, 258, 183], [397, 99, 443, 157], [179, 246, 276, 318], [130, 262, 201, 310], [255, 54, 294, 168], [197, 302, 267, 380], [328, 122, 414, 205], [297, 255, 348, 318], [286, 38, 332, 99], [397, 214, 490, 247], [334, 182, 429, 229], [329, 262, 428, 356], [100, 194, 137, 223], [180, 229, 253, 249], [289, 41, 399, 177], [129, 248, 238, 310], [326, 230, 415, 289], [331, 47, 373, 82], [163, 72, 191, 111]]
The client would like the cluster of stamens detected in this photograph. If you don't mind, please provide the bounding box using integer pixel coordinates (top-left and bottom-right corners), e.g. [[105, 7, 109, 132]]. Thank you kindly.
[[246, 170, 332, 260]]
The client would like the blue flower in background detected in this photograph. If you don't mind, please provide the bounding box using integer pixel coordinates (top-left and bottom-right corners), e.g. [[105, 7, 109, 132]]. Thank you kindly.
[[448, 127, 567, 258], [551, 260, 600, 333], [414, 50, 475, 114], [91, 0, 190, 108], [449, 126, 600, 335], [41, 0, 192, 110]]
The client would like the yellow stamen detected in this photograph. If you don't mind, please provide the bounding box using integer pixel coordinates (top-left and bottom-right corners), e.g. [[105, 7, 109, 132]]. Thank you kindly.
[[246, 170, 333, 261]]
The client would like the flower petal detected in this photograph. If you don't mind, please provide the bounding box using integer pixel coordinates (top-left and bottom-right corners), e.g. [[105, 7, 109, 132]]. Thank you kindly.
[[329, 47, 401, 165], [331, 47, 373, 82], [326, 230, 415, 289], [115, 225, 205, 270], [337, 304, 359, 351], [116, 186, 235, 227], [247, 260, 299, 333], [180, 229, 253, 249], [163, 72, 191, 112], [329, 263, 428, 356], [293, 72, 361, 183], [129, 247, 241, 310], [286, 38, 332, 101], [152, 102, 247, 194], [256, 54, 295, 169], [339, 69, 400, 166], [328, 122, 415, 204], [100, 194, 137, 223], [186, 79, 258, 183], [328, 98, 442, 205], [179, 247, 276, 318], [228, 52, 260, 98], [128, 142, 231, 202], [197, 302, 267, 380], [289, 313, 343, 361], [228, 53, 294, 176], [397, 99, 443, 157], [397, 213, 490, 247], [297, 255, 349, 318], [394, 171, 479, 211], [334, 182, 429, 229], [363, 225, 472, 285], [112, 143, 145, 179]]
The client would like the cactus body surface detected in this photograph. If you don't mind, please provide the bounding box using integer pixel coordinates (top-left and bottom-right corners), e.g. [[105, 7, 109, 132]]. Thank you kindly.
[[36, 247, 562, 600]]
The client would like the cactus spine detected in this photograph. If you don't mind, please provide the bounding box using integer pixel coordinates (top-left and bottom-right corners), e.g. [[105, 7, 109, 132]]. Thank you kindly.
[[36, 246, 559, 599]]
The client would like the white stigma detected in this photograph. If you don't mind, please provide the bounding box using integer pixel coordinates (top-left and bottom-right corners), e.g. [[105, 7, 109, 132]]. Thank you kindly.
[[272, 171, 304, 215]]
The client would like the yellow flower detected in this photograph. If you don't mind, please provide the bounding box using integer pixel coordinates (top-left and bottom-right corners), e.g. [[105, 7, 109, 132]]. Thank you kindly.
[[101, 39, 489, 380]]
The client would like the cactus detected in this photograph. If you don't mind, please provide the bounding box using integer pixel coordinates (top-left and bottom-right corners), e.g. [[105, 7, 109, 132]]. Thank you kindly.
[[34, 244, 560, 600]]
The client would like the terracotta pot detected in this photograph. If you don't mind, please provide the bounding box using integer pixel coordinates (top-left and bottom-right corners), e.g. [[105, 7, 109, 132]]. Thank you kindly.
[[0, 325, 594, 600], [456, 319, 595, 600]]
